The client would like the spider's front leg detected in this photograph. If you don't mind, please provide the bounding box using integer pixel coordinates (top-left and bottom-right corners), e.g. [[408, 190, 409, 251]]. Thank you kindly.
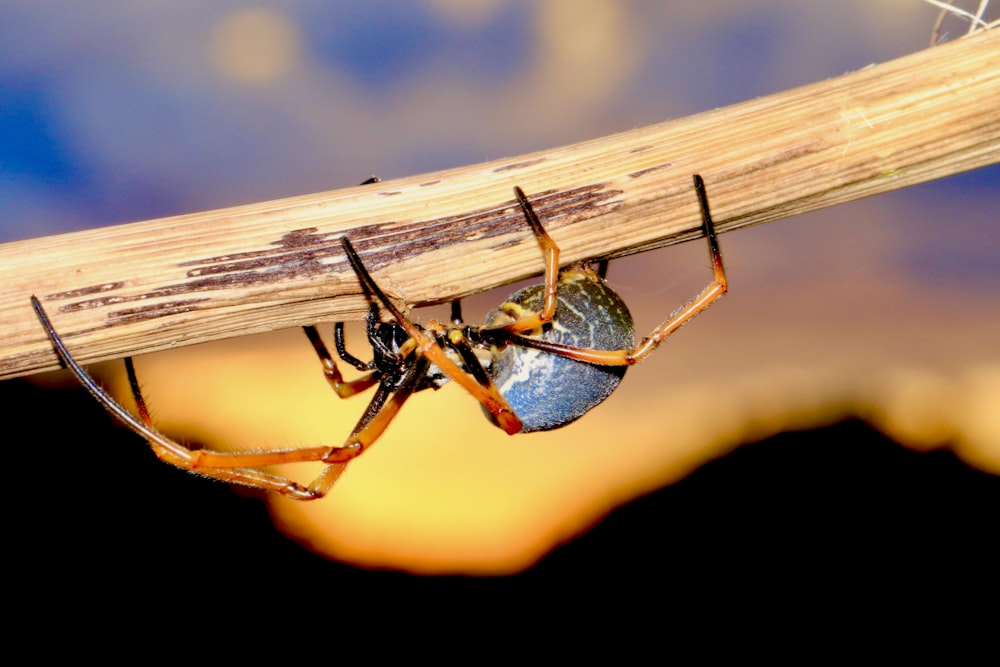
[[30, 296, 338, 500]]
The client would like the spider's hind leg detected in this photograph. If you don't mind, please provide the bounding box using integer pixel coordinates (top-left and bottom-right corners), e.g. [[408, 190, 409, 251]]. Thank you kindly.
[[489, 174, 728, 368], [622, 173, 728, 364]]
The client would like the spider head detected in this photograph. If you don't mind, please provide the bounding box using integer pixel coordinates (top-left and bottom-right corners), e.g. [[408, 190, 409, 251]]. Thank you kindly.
[[370, 320, 453, 391]]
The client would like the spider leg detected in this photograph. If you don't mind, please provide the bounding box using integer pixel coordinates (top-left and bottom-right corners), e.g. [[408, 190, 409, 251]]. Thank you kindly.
[[304, 355, 431, 497], [32, 296, 369, 500], [487, 174, 727, 366], [340, 237, 523, 434], [446, 334, 494, 388], [119, 357, 333, 496], [487, 186, 562, 334], [334, 303, 383, 371], [335, 322, 369, 369], [303, 324, 379, 398]]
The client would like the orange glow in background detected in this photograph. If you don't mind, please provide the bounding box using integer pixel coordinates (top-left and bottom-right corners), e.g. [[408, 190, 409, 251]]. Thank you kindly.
[[7, 3, 999, 576], [93, 196, 1000, 573]]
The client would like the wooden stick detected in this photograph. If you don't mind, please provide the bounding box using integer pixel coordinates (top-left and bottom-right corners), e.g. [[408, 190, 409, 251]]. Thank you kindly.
[[3, 29, 998, 381]]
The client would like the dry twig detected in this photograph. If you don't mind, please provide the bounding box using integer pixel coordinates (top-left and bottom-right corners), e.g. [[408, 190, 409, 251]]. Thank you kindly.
[[2, 28, 999, 380]]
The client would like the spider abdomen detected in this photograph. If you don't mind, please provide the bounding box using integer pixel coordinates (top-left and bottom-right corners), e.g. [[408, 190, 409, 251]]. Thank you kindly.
[[485, 266, 635, 432]]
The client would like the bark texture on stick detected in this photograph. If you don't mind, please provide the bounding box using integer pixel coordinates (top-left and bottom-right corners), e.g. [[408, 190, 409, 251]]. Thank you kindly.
[[3, 29, 999, 380]]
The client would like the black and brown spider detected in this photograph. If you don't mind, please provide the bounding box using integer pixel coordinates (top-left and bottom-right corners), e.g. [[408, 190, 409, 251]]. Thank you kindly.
[[31, 174, 727, 500]]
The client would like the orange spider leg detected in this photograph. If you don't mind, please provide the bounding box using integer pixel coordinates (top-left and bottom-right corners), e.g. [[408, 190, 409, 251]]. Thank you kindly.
[[413, 331, 521, 434], [32, 296, 355, 500], [123, 357, 337, 491], [491, 174, 728, 367], [303, 355, 430, 497], [341, 238, 523, 435], [302, 324, 379, 398], [488, 186, 561, 334]]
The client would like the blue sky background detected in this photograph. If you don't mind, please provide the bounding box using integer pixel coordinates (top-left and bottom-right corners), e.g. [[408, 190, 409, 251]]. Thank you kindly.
[[3, 1, 993, 243]]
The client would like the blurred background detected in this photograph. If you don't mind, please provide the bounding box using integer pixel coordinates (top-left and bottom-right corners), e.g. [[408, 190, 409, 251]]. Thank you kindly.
[[2, 1, 998, 603]]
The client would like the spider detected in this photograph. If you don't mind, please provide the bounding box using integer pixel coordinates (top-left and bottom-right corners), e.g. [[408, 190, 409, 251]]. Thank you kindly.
[[31, 174, 727, 500]]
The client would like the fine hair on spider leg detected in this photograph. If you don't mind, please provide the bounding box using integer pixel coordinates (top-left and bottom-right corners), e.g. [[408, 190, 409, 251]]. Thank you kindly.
[[31, 173, 727, 499]]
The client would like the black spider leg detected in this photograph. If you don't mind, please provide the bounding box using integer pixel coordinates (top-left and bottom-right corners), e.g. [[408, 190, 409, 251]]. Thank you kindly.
[[313, 169, 389, 375], [307, 301, 402, 380], [346, 351, 431, 439], [444, 334, 494, 388], [336, 292, 431, 434], [450, 299, 464, 325], [333, 241, 486, 391], [303, 324, 379, 399], [125, 357, 152, 424], [334, 322, 368, 370], [299, 177, 400, 401], [331, 303, 384, 372]]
